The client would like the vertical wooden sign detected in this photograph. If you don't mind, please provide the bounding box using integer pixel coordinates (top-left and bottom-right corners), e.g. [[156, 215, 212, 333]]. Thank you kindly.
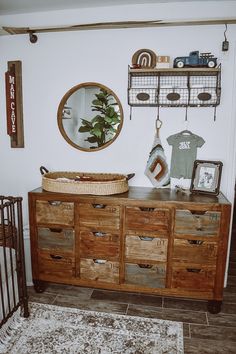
[[5, 61, 24, 148]]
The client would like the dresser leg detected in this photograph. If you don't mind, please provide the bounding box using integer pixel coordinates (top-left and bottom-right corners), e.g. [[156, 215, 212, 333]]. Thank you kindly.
[[207, 300, 222, 314], [33, 279, 46, 293]]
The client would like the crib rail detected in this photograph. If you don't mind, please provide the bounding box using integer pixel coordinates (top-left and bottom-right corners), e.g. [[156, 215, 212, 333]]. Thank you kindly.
[[0, 196, 29, 328]]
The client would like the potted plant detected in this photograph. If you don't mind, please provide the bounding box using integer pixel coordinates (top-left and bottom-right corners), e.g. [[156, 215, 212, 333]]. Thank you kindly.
[[78, 88, 121, 148]]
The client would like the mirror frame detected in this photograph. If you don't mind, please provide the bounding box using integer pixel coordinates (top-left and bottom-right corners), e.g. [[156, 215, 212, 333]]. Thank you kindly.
[[57, 82, 124, 152]]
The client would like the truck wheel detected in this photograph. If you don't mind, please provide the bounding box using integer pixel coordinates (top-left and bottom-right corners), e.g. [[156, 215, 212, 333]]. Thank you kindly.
[[208, 61, 216, 68], [176, 61, 184, 68]]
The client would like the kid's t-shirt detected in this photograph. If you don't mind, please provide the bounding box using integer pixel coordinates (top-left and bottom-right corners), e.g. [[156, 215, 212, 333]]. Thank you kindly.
[[167, 132, 205, 178]]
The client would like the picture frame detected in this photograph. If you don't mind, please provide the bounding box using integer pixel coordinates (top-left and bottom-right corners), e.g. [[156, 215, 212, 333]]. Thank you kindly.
[[190, 160, 223, 195]]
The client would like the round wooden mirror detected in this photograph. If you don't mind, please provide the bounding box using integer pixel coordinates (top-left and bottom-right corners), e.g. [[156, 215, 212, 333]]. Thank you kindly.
[[57, 82, 123, 152]]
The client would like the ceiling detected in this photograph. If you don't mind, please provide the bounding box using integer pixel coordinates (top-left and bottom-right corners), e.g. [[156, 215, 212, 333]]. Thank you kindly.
[[0, 0, 231, 15]]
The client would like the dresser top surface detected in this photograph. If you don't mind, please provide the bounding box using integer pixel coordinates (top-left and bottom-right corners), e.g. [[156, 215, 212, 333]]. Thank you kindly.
[[29, 186, 231, 206]]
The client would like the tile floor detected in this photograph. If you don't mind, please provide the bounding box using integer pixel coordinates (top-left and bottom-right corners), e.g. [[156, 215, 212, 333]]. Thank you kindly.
[[28, 214, 236, 354]]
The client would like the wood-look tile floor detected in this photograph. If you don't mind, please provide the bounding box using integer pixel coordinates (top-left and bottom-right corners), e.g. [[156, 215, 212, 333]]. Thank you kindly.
[[27, 272, 236, 354]]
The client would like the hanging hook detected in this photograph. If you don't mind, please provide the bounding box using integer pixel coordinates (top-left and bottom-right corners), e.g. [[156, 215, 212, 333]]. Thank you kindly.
[[185, 105, 188, 122], [224, 23, 228, 41], [155, 105, 162, 137]]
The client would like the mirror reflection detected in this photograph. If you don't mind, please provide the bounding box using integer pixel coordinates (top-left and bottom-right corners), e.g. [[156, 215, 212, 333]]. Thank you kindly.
[[57, 82, 123, 151]]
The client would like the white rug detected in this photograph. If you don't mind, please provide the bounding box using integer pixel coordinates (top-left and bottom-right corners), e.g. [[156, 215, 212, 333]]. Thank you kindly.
[[0, 302, 184, 354]]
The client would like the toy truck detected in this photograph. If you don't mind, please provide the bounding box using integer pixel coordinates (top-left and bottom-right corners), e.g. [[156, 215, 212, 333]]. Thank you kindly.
[[173, 51, 217, 68]]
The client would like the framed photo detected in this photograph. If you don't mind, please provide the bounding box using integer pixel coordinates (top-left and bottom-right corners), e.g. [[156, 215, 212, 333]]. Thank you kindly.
[[190, 160, 223, 195]]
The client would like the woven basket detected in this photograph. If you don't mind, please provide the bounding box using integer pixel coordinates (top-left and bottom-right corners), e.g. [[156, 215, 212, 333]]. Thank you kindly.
[[42, 171, 130, 195]]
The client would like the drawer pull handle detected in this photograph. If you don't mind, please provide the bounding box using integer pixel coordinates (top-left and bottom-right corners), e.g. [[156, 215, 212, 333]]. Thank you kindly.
[[93, 259, 107, 264], [49, 228, 62, 233], [139, 236, 154, 241], [138, 264, 153, 269], [92, 204, 106, 209], [191, 211, 206, 215], [139, 207, 155, 212], [93, 232, 106, 237], [48, 201, 62, 206], [186, 268, 201, 273], [50, 254, 63, 260], [187, 240, 204, 245]]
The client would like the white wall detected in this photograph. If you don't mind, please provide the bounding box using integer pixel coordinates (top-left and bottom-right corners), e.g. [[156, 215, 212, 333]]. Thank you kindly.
[[1, 1, 236, 227]]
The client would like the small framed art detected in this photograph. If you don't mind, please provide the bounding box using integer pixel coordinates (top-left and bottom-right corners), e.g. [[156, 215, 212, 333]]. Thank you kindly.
[[190, 160, 223, 195]]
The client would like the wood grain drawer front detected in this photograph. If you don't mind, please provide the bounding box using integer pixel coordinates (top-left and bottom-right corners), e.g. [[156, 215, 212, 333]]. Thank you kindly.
[[79, 203, 120, 230], [174, 210, 221, 237], [38, 250, 75, 278], [38, 227, 74, 252], [80, 231, 119, 259], [173, 239, 218, 264], [125, 207, 169, 233], [171, 265, 216, 290], [125, 235, 168, 262], [125, 263, 166, 288], [36, 200, 74, 226], [80, 258, 119, 284]]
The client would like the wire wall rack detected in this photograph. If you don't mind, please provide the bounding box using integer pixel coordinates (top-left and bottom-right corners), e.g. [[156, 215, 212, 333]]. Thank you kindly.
[[128, 66, 221, 108]]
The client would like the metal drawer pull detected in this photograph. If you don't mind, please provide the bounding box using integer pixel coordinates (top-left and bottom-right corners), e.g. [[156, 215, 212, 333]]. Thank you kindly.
[[92, 204, 106, 209], [139, 236, 154, 241], [50, 254, 63, 260], [187, 240, 204, 245], [93, 232, 106, 237], [138, 264, 153, 269], [186, 268, 201, 273], [139, 207, 155, 212], [93, 259, 107, 264], [48, 201, 62, 206], [49, 228, 63, 233]]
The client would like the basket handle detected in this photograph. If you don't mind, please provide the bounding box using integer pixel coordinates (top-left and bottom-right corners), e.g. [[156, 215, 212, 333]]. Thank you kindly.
[[126, 173, 135, 181], [40, 166, 49, 175]]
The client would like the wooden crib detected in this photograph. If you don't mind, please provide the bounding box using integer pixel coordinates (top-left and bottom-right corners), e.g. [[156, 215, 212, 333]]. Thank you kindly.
[[0, 196, 29, 328]]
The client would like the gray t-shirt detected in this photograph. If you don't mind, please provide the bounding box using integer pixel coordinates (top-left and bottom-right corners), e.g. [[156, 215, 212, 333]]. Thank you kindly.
[[167, 132, 205, 178]]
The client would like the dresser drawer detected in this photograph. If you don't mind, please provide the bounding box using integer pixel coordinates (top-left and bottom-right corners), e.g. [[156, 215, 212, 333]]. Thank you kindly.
[[125, 263, 166, 288], [173, 239, 218, 264], [125, 207, 169, 234], [38, 227, 74, 252], [174, 210, 221, 237], [80, 258, 119, 284], [80, 231, 119, 259], [78, 203, 120, 230], [38, 250, 75, 278], [36, 200, 74, 226], [125, 235, 168, 262], [171, 264, 216, 290]]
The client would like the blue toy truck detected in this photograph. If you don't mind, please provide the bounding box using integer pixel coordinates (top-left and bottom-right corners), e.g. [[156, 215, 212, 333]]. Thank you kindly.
[[173, 51, 217, 68]]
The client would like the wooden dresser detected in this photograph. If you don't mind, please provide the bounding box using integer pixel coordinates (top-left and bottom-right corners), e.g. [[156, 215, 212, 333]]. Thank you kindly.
[[28, 186, 231, 313]]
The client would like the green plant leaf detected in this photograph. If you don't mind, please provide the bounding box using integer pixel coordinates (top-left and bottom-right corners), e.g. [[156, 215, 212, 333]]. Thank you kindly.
[[92, 99, 103, 106], [86, 136, 99, 143], [91, 126, 102, 138], [78, 126, 91, 132], [80, 118, 93, 128], [104, 116, 112, 123]]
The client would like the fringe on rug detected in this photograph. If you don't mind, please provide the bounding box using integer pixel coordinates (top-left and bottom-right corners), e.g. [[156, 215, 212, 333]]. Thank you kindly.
[[0, 308, 24, 353]]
